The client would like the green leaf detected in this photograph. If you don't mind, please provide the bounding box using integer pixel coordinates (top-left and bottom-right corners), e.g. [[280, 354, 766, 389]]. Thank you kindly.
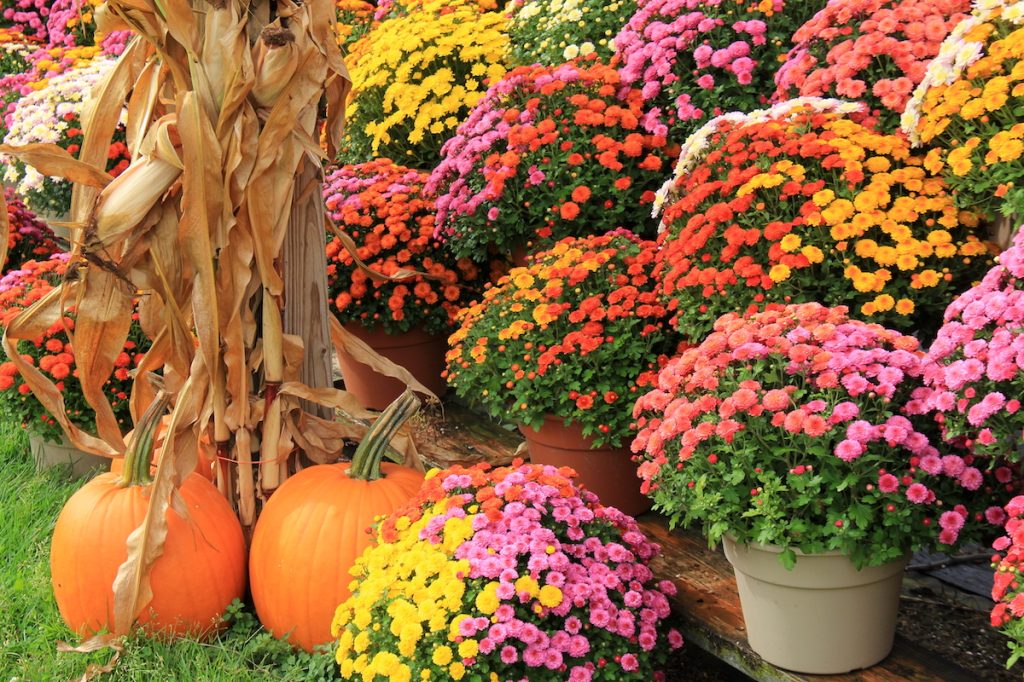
[[709, 520, 730, 542], [849, 504, 872, 528], [1006, 644, 1023, 670]]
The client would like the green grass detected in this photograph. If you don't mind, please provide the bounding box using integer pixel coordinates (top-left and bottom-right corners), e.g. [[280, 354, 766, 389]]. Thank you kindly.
[[0, 422, 340, 681]]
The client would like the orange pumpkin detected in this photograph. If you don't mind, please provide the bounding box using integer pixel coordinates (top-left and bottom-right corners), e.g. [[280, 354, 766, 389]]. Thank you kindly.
[[249, 391, 425, 651], [51, 398, 246, 639]]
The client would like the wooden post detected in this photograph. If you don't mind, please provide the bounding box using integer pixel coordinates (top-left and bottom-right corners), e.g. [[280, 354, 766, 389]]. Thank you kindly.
[[282, 155, 334, 422]]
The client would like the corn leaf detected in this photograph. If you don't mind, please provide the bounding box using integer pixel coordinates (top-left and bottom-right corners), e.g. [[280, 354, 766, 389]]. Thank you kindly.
[[2, 286, 119, 456], [72, 266, 133, 450], [0, 144, 111, 189], [73, 36, 149, 223], [177, 92, 223, 386], [111, 388, 180, 636]]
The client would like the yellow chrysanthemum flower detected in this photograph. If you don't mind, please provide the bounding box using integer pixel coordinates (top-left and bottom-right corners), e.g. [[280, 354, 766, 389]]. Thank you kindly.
[[768, 263, 791, 283], [343, 0, 509, 166], [432, 645, 453, 666]]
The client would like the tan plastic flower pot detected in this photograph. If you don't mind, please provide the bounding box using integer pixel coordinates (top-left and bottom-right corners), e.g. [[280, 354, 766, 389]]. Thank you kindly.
[[722, 536, 907, 674], [518, 415, 651, 517], [29, 434, 109, 479], [988, 213, 1019, 251]]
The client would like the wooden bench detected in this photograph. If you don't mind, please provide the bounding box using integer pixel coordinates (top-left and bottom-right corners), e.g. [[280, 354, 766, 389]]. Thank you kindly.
[[410, 403, 986, 682]]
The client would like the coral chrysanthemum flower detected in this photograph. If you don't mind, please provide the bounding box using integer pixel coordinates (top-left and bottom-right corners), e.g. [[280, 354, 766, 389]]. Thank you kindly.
[[776, 0, 970, 133]]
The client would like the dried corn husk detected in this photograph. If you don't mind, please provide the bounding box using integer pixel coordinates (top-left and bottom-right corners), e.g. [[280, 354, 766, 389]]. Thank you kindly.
[[1, 0, 431, 647], [251, 26, 302, 109], [94, 2, 130, 33], [92, 155, 181, 246]]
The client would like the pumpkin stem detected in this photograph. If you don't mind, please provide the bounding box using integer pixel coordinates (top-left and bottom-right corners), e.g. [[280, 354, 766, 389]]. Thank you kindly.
[[348, 389, 420, 481], [119, 391, 172, 487]]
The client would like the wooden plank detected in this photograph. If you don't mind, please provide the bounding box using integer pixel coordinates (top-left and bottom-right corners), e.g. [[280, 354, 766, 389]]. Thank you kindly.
[[408, 401, 524, 470], [635, 514, 981, 682], [909, 548, 994, 600]]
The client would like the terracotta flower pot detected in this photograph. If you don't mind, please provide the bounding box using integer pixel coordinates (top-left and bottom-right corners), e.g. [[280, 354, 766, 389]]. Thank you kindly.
[[336, 324, 448, 410], [518, 414, 651, 517], [508, 245, 531, 268], [723, 536, 907, 674]]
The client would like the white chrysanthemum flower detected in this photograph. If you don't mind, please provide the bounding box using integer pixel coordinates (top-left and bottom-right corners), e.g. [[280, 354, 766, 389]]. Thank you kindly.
[[655, 97, 866, 226], [1, 58, 119, 203], [900, 8, 1002, 144]]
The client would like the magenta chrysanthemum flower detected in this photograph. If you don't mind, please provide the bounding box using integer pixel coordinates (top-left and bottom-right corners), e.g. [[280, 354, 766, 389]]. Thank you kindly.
[[614, 0, 823, 140], [906, 483, 930, 503]]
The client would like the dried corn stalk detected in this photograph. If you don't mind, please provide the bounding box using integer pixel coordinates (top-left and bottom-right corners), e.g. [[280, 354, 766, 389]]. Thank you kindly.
[[0, 0, 431, 641]]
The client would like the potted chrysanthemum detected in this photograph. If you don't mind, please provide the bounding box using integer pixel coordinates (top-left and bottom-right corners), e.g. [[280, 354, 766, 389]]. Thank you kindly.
[[775, 0, 970, 134], [339, 0, 509, 169], [990, 496, 1024, 668], [1, 55, 131, 217], [902, 0, 1024, 231], [429, 59, 674, 263], [632, 302, 1000, 673], [915, 226, 1024, 465], [332, 460, 684, 681], [0, 27, 35, 78], [445, 232, 681, 514], [506, 0, 634, 66], [0, 254, 147, 475], [655, 97, 994, 342], [3, 187, 59, 271], [324, 158, 487, 409], [613, 0, 823, 141], [334, 0, 376, 53]]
